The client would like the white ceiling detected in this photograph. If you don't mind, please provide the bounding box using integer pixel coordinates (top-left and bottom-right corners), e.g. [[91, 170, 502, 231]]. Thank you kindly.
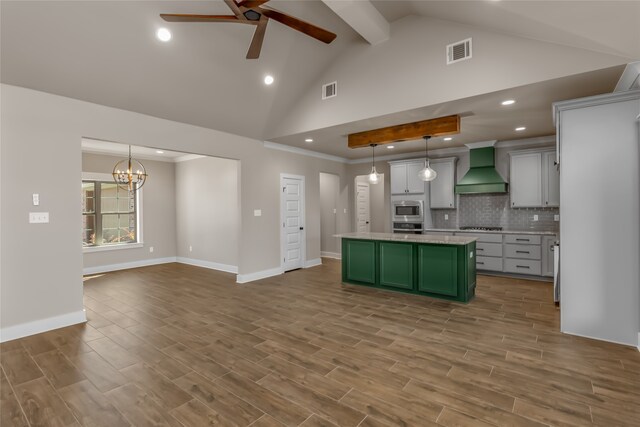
[[2, 1, 638, 159]]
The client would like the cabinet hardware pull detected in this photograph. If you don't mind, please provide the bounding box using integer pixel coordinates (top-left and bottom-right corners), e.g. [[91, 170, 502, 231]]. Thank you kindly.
[[516, 238, 529, 241], [516, 250, 530, 254], [516, 265, 530, 269], [477, 262, 485, 265], [477, 248, 484, 251]]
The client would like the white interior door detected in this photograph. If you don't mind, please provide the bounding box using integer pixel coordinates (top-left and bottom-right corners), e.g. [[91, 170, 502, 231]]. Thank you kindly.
[[356, 182, 370, 232], [281, 175, 305, 272]]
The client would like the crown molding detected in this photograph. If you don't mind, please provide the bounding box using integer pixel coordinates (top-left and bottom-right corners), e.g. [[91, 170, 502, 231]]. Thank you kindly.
[[465, 140, 497, 149], [615, 62, 640, 92], [553, 89, 640, 124]]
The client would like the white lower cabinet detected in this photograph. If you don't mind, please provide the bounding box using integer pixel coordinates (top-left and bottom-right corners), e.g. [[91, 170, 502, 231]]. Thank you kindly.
[[446, 231, 556, 278], [503, 259, 542, 276]]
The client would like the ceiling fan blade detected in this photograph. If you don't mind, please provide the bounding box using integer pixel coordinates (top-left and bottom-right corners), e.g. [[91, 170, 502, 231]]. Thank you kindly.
[[260, 8, 336, 44], [160, 14, 249, 24], [238, 0, 270, 8], [246, 17, 268, 59], [224, 0, 245, 18]]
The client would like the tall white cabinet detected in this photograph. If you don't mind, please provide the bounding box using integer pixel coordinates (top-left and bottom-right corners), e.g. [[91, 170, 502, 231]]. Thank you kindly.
[[554, 89, 640, 347], [509, 148, 559, 208], [430, 158, 457, 209]]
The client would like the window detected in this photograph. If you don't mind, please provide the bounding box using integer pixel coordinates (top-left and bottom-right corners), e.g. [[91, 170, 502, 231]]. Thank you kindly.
[[82, 180, 139, 247]]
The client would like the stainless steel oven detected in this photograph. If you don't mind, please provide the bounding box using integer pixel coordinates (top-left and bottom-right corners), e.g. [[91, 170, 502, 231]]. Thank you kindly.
[[392, 200, 423, 223], [392, 222, 423, 234]]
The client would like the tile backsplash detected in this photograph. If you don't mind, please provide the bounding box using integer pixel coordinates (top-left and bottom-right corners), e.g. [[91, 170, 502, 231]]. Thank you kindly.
[[431, 193, 559, 231]]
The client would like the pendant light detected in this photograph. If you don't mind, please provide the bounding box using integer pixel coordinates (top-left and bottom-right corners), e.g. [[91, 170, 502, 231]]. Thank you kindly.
[[112, 145, 148, 192], [367, 143, 380, 184], [418, 136, 437, 181]]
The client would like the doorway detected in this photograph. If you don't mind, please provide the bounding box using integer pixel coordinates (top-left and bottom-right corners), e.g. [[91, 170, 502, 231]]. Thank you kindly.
[[280, 174, 306, 272]]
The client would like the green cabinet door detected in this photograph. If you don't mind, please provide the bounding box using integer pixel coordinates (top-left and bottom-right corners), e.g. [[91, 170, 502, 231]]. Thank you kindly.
[[379, 242, 414, 289], [417, 245, 458, 296], [344, 239, 376, 284]]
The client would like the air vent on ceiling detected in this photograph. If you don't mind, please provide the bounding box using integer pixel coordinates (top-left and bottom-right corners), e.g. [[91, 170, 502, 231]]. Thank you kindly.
[[322, 81, 337, 100], [446, 38, 472, 65]]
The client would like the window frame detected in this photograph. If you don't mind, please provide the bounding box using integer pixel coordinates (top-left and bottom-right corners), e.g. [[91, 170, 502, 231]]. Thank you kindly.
[[82, 172, 144, 253]]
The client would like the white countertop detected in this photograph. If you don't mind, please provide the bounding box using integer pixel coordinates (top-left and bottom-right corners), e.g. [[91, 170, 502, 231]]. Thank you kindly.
[[334, 232, 477, 245], [424, 228, 558, 236]]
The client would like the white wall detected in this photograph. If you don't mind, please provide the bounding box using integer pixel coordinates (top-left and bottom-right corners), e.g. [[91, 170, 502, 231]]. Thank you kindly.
[[319, 173, 340, 256], [354, 174, 387, 233], [557, 90, 640, 347], [268, 15, 629, 139], [175, 156, 239, 270], [82, 153, 177, 272], [0, 84, 349, 340]]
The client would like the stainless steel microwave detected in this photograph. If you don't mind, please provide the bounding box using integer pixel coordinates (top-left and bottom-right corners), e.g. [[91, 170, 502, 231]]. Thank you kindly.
[[392, 200, 423, 222]]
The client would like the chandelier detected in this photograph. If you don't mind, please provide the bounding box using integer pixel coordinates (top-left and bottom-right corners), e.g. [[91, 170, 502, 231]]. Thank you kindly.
[[112, 145, 148, 192]]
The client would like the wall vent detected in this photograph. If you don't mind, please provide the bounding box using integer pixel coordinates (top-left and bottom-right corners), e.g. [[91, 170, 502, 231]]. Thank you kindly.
[[322, 81, 337, 100], [446, 38, 472, 65]]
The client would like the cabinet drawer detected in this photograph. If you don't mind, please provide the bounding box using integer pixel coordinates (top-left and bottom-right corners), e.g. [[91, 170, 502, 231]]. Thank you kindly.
[[504, 259, 541, 275], [504, 234, 541, 245], [504, 244, 541, 260], [455, 232, 503, 243], [475, 256, 503, 272], [475, 242, 503, 257]]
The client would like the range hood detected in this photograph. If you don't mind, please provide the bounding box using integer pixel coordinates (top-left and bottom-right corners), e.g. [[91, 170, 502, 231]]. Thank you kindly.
[[455, 143, 508, 194]]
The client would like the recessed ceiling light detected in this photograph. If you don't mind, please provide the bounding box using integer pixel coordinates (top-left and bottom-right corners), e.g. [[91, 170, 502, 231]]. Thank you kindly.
[[264, 75, 274, 85], [387, 145, 394, 149], [304, 138, 313, 143], [515, 126, 526, 131], [501, 99, 515, 106], [156, 28, 172, 42], [156, 150, 164, 154], [444, 137, 453, 141]]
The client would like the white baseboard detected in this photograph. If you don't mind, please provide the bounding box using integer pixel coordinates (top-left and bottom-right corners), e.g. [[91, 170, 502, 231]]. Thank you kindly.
[[236, 266, 284, 284], [83, 257, 177, 275], [561, 329, 640, 349], [321, 251, 341, 259], [176, 257, 238, 274], [305, 258, 322, 268], [0, 310, 87, 343]]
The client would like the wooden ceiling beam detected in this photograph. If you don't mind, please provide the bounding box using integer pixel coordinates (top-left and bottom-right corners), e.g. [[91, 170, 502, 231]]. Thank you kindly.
[[348, 115, 460, 148]]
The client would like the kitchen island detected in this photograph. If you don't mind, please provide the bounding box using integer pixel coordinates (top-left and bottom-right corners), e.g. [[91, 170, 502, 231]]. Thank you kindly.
[[335, 232, 477, 302]]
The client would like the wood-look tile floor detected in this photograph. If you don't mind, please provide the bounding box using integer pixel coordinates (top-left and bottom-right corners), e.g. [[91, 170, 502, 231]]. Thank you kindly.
[[2, 259, 639, 427]]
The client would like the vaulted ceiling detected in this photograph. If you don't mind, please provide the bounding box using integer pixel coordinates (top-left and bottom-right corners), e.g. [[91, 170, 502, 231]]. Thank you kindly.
[[2, 1, 638, 159]]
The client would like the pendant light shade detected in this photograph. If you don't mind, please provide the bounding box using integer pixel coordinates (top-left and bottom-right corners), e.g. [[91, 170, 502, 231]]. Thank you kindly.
[[368, 144, 380, 184], [419, 136, 437, 182]]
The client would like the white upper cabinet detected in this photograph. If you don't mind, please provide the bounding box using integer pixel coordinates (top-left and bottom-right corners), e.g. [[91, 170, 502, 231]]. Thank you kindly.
[[510, 149, 559, 208], [430, 158, 457, 209], [543, 151, 560, 207], [510, 152, 542, 207], [389, 161, 425, 195]]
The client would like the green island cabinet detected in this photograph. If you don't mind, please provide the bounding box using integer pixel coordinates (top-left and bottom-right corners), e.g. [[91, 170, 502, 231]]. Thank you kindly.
[[340, 233, 477, 302]]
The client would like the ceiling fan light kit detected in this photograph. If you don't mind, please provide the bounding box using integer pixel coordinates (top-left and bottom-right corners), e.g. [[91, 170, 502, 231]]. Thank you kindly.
[[160, 0, 337, 59]]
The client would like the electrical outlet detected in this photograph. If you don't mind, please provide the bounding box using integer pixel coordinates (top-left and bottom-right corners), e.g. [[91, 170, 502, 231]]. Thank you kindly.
[[344, 208, 347, 214], [149, 246, 154, 253], [333, 208, 337, 214], [254, 209, 262, 217], [533, 215, 539, 221], [189, 246, 193, 252], [32, 194, 40, 206], [444, 214, 449, 220], [29, 212, 49, 223], [554, 215, 560, 221]]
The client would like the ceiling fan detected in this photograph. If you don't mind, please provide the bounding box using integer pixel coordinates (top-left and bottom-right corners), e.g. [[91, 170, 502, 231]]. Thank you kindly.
[[160, 0, 337, 59]]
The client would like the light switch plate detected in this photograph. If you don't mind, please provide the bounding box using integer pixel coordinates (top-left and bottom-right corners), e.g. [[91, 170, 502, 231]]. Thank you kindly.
[[32, 194, 40, 206], [149, 246, 154, 253], [343, 208, 347, 214], [333, 208, 337, 214], [533, 215, 539, 221], [254, 209, 262, 217], [444, 214, 449, 220], [554, 215, 560, 221], [29, 212, 49, 223]]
